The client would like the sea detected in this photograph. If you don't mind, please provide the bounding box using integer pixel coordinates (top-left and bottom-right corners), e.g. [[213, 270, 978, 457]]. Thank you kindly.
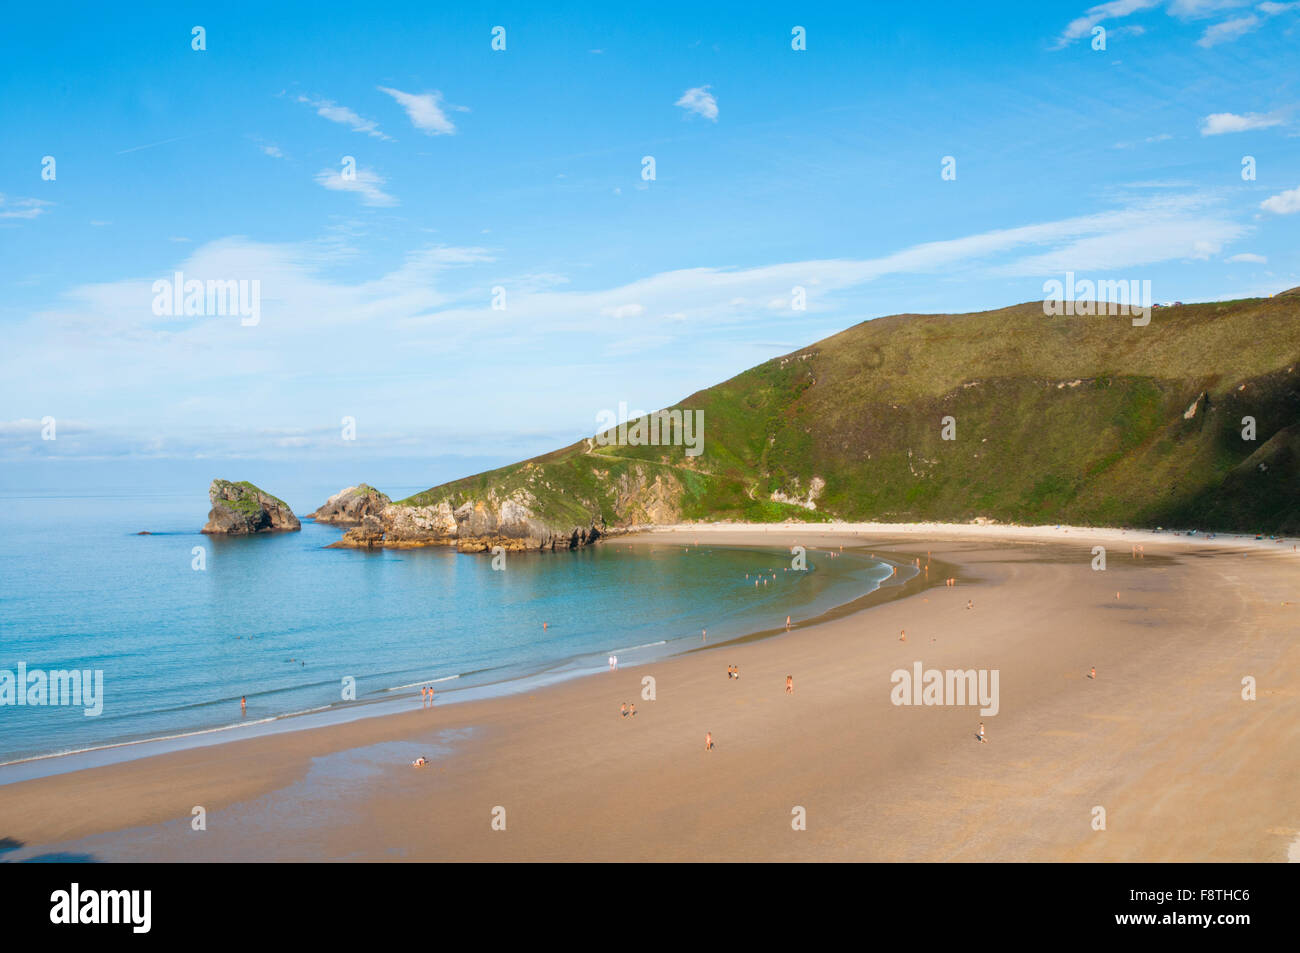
[[0, 461, 897, 773]]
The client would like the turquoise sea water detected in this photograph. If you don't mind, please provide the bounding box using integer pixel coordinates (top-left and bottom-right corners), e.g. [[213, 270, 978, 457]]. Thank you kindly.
[[0, 485, 892, 766]]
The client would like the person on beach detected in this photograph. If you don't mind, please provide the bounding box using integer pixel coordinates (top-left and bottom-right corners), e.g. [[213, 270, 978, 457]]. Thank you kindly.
[[966, 599, 973, 610], [628, 703, 636, 717], [705, 731, 714, 751], [899, 629, 906, 641], [240, 696, 246, 715], [1089, 667, 1096, 680], [786, 675, 794, 695], [412, 756, 428, 767], [621, 703, 629, 718], [977, 723, 986, 744], [609, 654, 618, 671], [786, 615, 791, 629]]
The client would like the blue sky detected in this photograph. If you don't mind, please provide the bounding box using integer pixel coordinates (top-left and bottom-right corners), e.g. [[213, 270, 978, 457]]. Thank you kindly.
[[2, 0, 1298, 483]]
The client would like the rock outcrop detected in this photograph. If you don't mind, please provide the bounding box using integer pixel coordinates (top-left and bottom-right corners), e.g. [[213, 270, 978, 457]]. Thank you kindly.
[[308, 484, 392, 525], [201, 480, 300, 535], [321, 484, 607, 552], [328, 514, 387, 550]]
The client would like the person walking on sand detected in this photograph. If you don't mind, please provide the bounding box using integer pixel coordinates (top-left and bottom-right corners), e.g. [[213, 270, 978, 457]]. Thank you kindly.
[[899, 629, 906, 642], [1089, 667, 1096, 680], [621, 703, 628, 718], [705, 731, 714, 751], [628, 703, 636, 717], [977, 722, 986, 744], [786, 675, 794, 695]]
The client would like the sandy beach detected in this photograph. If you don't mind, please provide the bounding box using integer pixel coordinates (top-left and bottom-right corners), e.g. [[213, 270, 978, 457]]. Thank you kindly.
[[2, 523, 1297, 862]]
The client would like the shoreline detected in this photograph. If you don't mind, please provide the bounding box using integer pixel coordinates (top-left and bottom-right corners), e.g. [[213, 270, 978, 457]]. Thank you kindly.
[[2, 522, 1296, 861], [0, 538, 907, 781]]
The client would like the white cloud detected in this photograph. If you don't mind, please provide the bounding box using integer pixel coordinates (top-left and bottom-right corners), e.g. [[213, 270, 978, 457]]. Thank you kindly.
[[1260, 184, 1300, 214], [601, 303, 645, 319], [1226, 252, 1267, 262], [1198, 111, 1284, 134], [315, 167, 398, 206], [0, 195, 52, 220], [1168, 0, 1252, 14], [377, 87, 461, 136], [260, 144, 285, 158], [1054, 0, 1295, 47], [1054, 0, 1162, 47], [675, 86, 718, 121], [297, 95, 392, 140], [1197, 13, 1261, 43]]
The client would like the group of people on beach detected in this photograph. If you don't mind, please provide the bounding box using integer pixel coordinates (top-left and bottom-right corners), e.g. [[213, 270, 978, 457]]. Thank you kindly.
[[620, 702, 637, 718]]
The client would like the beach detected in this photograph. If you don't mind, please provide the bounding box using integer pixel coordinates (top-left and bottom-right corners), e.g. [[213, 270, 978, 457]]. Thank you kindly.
[[2, 523, 1296, 862]]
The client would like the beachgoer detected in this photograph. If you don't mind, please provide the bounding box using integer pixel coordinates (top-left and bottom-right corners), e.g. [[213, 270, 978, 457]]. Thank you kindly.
[[786, 615, 791, 629], [621, 703, 628, 718], [899, 629, 906, 641], [628, 703, 636, 717], [1089, 667, 1096, 680], [977, 723, 986, 744], [240, 696, 246, 714], [705, 731, 714, 751], [786, 675, 794, 695]]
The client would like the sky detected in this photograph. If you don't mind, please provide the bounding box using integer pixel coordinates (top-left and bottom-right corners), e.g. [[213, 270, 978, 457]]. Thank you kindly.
[[1, 0, 1297, 488]]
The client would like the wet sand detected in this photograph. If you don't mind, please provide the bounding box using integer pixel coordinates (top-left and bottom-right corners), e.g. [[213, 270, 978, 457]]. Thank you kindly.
[[1, 524, 1296, 862]]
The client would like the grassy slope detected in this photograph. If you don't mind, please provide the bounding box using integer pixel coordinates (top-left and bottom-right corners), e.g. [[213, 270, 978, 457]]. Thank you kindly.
[[399, 295, 1300, 533]]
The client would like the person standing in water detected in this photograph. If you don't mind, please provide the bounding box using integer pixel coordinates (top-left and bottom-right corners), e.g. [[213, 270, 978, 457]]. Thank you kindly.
[[240, 696, 246, 715]]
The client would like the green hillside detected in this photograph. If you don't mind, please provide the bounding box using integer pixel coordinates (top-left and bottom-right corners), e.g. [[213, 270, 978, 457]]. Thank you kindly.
[[399, 293, 1300, 534]]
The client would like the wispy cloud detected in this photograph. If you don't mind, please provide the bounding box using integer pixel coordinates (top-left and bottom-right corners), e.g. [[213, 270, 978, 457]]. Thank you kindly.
[[1226, 252, 1267, 262], [1053, 0, 1297, 48], [675, 86, 718, 121], [377, 87, 463, 135], [1197, 13, 1260, 44], [1053, 0, 1161, 48], [297, 95, 392, 140], [0, 195, 52, 220], [314, 167, 398, 206]]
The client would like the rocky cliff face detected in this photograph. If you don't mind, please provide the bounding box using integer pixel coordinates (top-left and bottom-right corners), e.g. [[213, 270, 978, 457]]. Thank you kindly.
[[201, 480, 301, 535], [452, 491, 605, 552], [320, 484, 608, 552], [308, 484, 391, 525]]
